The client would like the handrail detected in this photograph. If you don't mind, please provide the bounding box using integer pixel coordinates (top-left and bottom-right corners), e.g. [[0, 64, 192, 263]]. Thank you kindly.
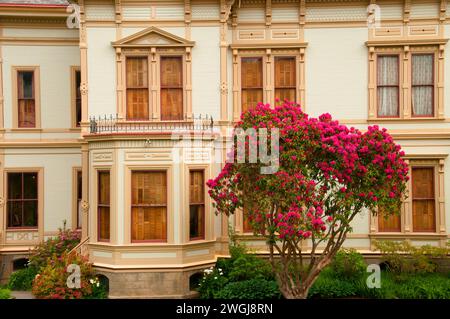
[[69, 236, 90, 258]]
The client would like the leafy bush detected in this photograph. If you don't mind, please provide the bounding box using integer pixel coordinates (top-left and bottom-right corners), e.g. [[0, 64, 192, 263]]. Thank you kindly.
[[7, 266, 38, 291], [308, 268, 362, 298], [31, 252, 106, 299], [216, 279, 281, 299], [330, 248, 367, 281], [29, 226, 81, 272], [0, 288, 11, 299], [374, 240, 449, 277], [198, 239, 274, 299]]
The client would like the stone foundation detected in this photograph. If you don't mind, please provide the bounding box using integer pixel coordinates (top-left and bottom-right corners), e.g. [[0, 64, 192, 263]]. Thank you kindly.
[[0, 253, 30, 285], [95, 263, 214, 298]]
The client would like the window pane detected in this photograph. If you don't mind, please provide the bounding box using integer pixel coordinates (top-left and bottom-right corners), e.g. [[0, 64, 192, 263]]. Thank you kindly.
[[98, 171, 110, 241], [8, 173, 22, 199], [161, 57, 182, 87], [275, 57, 296, 88], [241, 89, 263, 113], [412, 86, 433, 116], [412, 54, 433, 85], [190, 205, 204, 239], [189, 170, 204, 204], [8, 201, 22, 227], [160, 88, 183, 120], [377, 87, 399, 116], [98, 206, 110, 240], [18, 99, 36, 127], [18, 71, 34, 99], [378, 209, 401, 232], [75, 70, 81, 126], [98, 171, 110, 205], [412, 167, 436, 232], [126, 57, 148, 88], [132, 171, 167, 205], [275, 89, 296, 104], [160, 57, 183, 120], [132, 207, 167, 241], [377, 56, 398, 85], [126, 88, 149, 120], [241, 58, 263, 88], [23, 173, 37, 199], [23, 201, 38, 227]]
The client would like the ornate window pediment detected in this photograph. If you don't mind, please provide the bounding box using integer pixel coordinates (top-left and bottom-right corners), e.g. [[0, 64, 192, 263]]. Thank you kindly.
[[111, 26, 195, 48]]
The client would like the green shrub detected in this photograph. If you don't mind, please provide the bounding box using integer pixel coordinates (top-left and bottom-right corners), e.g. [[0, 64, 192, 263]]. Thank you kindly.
[[198, 266, 228, 299], [330, 248, 367, 281], [374, 240, 449, 277], [308, 268, 361, 298], [7, 266, 38, 291], [216, 279, 281, 299], [29, 225, 81, 272], [0, 288, 11, 299]]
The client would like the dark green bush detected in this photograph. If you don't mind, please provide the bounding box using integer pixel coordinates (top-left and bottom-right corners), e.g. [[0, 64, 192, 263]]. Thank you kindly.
[[308, 268, 361, 298], [216, 279, 281, 299], [330, 248, 367, 281], [7, 266, 38, 291], [0, 288, 11, 299]]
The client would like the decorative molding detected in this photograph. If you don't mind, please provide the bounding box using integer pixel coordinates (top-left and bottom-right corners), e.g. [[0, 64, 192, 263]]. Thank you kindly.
[[111, 26, 195, 48]]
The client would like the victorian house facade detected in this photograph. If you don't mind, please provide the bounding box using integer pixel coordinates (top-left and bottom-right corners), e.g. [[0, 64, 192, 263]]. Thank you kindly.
[[0, 0, 449, 298]]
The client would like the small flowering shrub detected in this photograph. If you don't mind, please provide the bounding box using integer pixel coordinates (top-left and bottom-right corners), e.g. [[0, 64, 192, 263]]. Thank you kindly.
[[31, 252, 106, 299], [208, 102, 409, 298], [330, 248, 367, 281], [198, 266, 228, 299], [29, 226, 81, 272]]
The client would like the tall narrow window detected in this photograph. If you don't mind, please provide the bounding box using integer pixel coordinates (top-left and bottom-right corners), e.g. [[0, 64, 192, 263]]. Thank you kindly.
[[126, 57, 149, 120], [412, 54, 434, 117], [275, 57, 296, 103], [189, 170, 205, 240], [378, 208, 401, 232], [17, 71, 36, 127], [241, 57, 263, 113], [131, 171, 167, 242], [242, 207, 253, 233], [7, 172, 38, 228], [412, 167, 436, 232], [98, 171, 110, 241], [377, 55, 399, 117], [76, 170, 82, 229], [75, 70, 82, 127], [160, 56, 183, 120]]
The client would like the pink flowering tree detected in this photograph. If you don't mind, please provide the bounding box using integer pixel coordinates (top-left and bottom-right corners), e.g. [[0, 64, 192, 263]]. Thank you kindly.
[[207, 102, 409, 299]]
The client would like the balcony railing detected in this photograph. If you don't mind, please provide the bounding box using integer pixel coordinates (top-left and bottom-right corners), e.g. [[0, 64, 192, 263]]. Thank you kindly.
[[88, 114, 215, 134]]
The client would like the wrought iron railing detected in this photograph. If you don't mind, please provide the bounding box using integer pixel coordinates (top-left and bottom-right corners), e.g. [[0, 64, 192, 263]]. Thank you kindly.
[[88, 114, 215, 134]]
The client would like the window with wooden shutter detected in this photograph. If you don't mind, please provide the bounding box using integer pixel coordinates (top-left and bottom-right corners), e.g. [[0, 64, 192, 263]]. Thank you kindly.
[[98, 171, 110, 241], [131, 171, 167, 242], [189, 170, 205, 240], [412, 54, 434, 117], [7, 172, 38, 228], [412, 167, 436, 232], [241, 57, 263, 113], [76, 170, 82, 229], [17, 71, 36, 127], [275, 57, 296, 103], [126, 57, 149, 120], [378, 208, 401, 232], [75, 70, 82, 127], [242, 207, 253, 233], [377, 55, 400, 117], [160, 56, 183, 121]]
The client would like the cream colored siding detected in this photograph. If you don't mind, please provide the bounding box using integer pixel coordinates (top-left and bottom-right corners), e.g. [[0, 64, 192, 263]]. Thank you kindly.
[[305, 27, 368, 119]]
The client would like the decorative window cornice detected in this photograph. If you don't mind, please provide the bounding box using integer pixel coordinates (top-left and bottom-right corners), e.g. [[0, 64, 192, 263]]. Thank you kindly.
[[111, 26, 195, 48]]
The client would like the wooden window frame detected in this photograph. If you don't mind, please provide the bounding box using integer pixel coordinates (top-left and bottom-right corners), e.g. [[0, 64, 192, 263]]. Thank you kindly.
[[160, 55, 184, 121], [371, 158, 446, 238], [130, 170, 168, 243], [12, 66, 41, 129], [367, 44, 444, 121], [232, 47, 305, 121], [125, 56, 150, 121], [411, 53, 435, 118], [411, 166, 436, 232], [3, 168, 43, 236], [120, 50, 190, 122], [240, 56, 264, 114], [71, 66, 82, 129], [376, 54, 401, 118], [97, 170, 111, 242], [189, 169, 205, 241], [72, 167, 82, 230], [274, 56, 297, 104]]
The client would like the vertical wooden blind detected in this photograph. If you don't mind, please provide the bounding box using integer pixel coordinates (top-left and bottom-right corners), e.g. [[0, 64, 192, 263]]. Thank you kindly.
[[160, 56, 183, 120], [75, 70, 82, 127], [131, 171, 167, 241], [7, 172, 38, 228], [98, 171, 110, 241], [378, 209, 401, 232], [76, 170, 82, 229], [275, 57, 296, 103], [17, 71, 36, 128], [241, 57, 263, 113], [189, 170, 205, 240], [126, 57, 149, 120], [377, 55, 400, 117], [412, 167, 436, 232]]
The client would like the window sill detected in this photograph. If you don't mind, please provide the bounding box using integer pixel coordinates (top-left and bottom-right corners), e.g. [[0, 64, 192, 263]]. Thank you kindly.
[[6, 227, 38, 231], [9, 128, 43, 132], [369, 232, 446, 238], [367, 117, 445, 123]]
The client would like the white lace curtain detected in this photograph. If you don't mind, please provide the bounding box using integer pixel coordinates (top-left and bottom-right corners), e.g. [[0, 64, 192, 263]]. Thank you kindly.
[[377, 56, 399, 117], [412, 54, 433, 116]]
